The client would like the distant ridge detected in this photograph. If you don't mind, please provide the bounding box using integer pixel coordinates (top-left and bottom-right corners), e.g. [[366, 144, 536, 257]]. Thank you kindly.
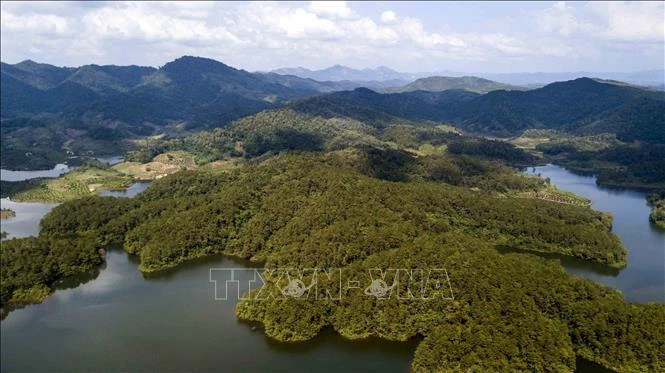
[[270, 64, 665, 88], [271, 65, 409, 83], [382, 76, 524, 94]]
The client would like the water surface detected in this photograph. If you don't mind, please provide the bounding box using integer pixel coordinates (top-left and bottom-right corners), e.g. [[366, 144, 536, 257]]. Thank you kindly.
[[524, 165, 664, 303], [1, 164, 70, 181], [0, 198, 59, 239], [98, 182, 151, 198], [1, 251, 417, 372], [1, 164, 661, 372]]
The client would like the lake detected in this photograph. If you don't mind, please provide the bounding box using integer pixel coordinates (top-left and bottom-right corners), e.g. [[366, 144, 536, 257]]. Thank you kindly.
[[98, 181, 152, 198], [1, 164, 661, 372], [0, 164, 70, 181], [0, 198, 59, 239], [0, 251, 418, 372], [1, 182, 150, 240], [524, 165, 664, 304]]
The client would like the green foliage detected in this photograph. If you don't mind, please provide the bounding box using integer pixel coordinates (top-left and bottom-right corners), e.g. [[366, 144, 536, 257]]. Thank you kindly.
[[447, 137, 536, 166], [0, 233, 103, 306], [541, 143, 665, 188], [16, 150, 663, 371], [5, 166, 133, 203], [385, 75, 522, 94], [648, 191, 665, 229]]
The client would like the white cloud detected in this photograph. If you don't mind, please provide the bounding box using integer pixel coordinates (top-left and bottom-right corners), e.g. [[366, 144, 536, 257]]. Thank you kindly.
[[380, 11, 397, 24], [538, 1, 664, 42], [308, 1, 355, 19], [0, 1, 662, 72], [587, 1, 664, 42], [538, 1, 583, 36], [1, 10, 70, 35]]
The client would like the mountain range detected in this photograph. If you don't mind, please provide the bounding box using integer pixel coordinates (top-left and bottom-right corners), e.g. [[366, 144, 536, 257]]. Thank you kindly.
[[288, 78, 665, 142], [271, 65, 665, 88], [2, 56, 663, 170]]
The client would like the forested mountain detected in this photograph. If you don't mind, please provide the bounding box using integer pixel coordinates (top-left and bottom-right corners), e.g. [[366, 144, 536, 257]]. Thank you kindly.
[[290, 78, 664, 142], [383, 76, 523, 94], [446, 78, 665, 140], [2, 56, 663, 171], [1, 56, 316, 120], [1, 56, 328, 169]]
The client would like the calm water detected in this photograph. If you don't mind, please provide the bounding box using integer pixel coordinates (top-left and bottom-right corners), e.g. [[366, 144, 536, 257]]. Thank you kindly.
[[0, 164, 70, 181], [0, 198, 59, 239], [98, 182, 151, 198], [524, 165, 665, 303], [1, 164, 661, 372], [1, 183, 149, 240], [0, 251, 417, 372]]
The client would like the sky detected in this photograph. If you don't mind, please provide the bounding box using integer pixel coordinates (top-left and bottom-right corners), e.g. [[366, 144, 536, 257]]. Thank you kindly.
[[1, 1, 663, 73]]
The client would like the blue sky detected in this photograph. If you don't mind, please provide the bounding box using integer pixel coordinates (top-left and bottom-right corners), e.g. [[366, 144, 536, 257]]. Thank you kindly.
[[1, 1, 663, 73]]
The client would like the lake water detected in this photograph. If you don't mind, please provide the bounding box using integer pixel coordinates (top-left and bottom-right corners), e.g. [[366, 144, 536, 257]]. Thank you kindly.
[[0, 198, 59, 239], [98, 182, 151, 198], [524, 165, 665, 304], [1, 182, 150, 240], [0, 251, 418, 372], [0, 164, 70, 181], [1, 164, 661, 372]]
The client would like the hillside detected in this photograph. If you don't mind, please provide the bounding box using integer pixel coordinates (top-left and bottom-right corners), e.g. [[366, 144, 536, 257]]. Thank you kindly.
[[384, 76, 523, 94], [290, 78, 664, 143], [446, 78, 665, 140], [0, 56, 327, 169]]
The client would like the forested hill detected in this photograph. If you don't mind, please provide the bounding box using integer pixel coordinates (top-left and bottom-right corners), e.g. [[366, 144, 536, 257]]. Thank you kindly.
[[1, 56, 328, 169], [447, 78, 665, 141], [290, 78, 665, 143], [383, 75, 523, 94], [1, 56, 317, 122]]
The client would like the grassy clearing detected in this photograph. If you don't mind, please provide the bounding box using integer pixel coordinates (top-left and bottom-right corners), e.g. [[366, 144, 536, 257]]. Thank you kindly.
[[113, 151, 198, 180], [10, 168, 132, 203]]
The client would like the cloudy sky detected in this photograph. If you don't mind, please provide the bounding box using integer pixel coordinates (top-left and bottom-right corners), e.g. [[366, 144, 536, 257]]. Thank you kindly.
[[1, 1, 663, 73]]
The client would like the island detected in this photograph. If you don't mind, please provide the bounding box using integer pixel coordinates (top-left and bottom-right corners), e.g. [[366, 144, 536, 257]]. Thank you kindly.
[[0, 208, 16, 219]]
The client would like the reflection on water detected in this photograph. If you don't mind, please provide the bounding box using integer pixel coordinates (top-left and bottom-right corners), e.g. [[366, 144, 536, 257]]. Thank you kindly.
[[0, 164, 70, 181], [523, 164, 665, 303], [98, 182, 151, 198], [1, 250, 417, 373], [1, 182, 151, 240], [0, 198, 59, 239], [1, 164, 661, 372]]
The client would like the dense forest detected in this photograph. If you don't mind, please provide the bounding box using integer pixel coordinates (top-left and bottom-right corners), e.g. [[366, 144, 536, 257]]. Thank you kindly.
[[4, 57, 663, 173], [3, 148, 660, 371], [2, 57, 664, 372], [537, 140, 665, 188]]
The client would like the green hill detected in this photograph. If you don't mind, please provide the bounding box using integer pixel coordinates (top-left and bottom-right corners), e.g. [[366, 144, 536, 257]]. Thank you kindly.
[[384, 75, 523, 94]]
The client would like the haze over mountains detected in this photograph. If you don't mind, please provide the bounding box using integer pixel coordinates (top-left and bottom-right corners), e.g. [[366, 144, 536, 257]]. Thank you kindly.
[[270, 65, 665, 88]]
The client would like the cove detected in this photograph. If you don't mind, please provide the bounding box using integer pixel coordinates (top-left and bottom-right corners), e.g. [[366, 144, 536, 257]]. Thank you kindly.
[[523, 164, 664, 304], [1, 250, 418, 372]]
